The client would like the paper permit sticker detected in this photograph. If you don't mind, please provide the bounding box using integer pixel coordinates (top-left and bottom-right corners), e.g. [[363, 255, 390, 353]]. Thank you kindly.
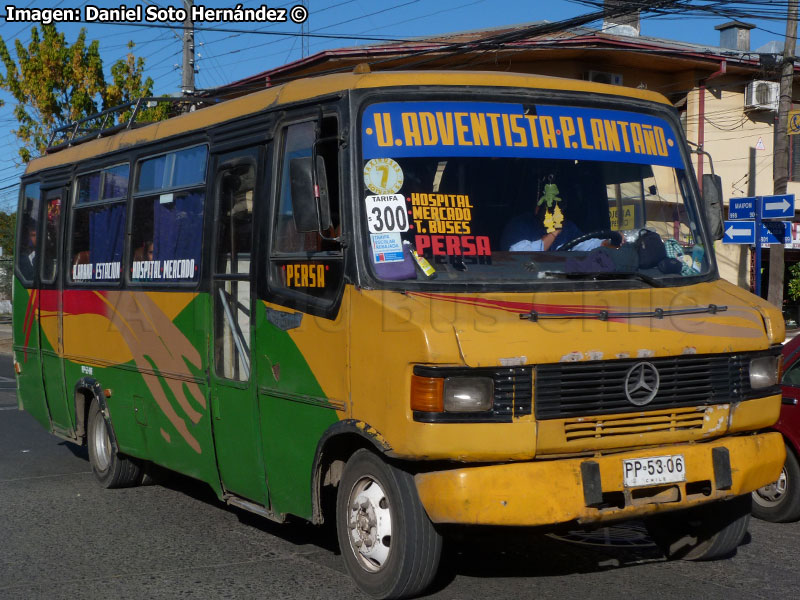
[[371, 232, 405, 263], [365, 194, 409, 234], [364, 158, 404, 194]]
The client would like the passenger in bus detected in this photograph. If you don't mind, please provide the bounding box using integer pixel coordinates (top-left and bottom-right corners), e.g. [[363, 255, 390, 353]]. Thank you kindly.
[[133, 240, 154, 262], [19, 226, 37, 280]]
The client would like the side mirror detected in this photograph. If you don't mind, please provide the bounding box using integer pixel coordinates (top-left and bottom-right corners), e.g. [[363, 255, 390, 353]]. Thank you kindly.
[[702, 173, 724, 240], [289, 156, 332, 233]]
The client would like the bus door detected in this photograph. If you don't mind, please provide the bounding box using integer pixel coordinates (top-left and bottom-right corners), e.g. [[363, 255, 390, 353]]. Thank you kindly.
[[256, 114, 348, 519], [209, 148, 268, 505], [38, 186, 72, 435], [13, 182, 50, 430]]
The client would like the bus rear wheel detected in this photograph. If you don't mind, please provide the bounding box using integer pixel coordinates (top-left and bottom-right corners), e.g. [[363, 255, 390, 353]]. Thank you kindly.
[[645, 494, 751, 561], [336, 449, 442, 599], [87, 399, 142, 488]]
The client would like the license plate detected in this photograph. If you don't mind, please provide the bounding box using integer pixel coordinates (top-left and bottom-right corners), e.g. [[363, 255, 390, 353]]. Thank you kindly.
[[623, 454, 686, 487]]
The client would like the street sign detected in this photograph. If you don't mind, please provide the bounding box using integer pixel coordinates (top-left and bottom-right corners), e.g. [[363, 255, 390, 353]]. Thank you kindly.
[[760, 194, 795, 219], [728, 197, 756, 220], [723, 220, 755, 244], [759, 221, 792, 245]]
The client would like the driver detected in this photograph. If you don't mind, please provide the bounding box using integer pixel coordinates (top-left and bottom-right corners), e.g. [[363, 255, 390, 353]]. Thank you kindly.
[[500, 207, 584, 251], [501, 199, 619, 252]]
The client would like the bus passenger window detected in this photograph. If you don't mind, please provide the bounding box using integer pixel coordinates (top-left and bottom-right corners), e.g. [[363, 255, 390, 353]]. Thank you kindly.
[[131, 146, 208, 284], [40, 191, 62, 284], [16, 182, 40, 285], [69, 164, 129, 284]]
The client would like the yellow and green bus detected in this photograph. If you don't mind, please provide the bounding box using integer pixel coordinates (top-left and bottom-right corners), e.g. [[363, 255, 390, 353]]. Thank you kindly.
[[13, 69, 786, 599]]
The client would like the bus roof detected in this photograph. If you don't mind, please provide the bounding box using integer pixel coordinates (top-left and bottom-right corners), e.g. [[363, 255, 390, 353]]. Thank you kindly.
[[25, 70, 672, 175]]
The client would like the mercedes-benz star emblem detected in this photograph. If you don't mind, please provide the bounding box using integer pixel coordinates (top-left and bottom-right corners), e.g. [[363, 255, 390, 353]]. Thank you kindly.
[[624, 362, 660, 406]]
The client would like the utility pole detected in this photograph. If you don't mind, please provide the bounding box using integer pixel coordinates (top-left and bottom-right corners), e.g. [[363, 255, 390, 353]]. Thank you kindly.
[[301, 0, 309, 58], [768, 0, 798, 308], [181, 0, 195, 98]]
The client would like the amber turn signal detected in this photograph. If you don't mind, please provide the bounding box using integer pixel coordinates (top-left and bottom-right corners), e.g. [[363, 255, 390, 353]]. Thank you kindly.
[[410, 375, 444, 412]]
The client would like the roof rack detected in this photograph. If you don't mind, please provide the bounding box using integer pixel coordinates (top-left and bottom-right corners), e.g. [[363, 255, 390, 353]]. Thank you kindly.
[[46, 96, 216, 153]]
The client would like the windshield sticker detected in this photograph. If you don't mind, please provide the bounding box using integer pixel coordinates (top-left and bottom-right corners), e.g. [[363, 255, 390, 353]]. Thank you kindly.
[[364, 157, 404, 194], [371, 232, 405, 263], [409, 193, 472, 235], [415, 234, 491, 257], [362, 101, 683, 169], [365, 194, 410, 233]]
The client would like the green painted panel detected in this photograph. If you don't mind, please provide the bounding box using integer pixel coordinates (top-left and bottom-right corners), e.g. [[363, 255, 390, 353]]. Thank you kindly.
[[255, 303, 339, 519], [12, 280, 49, 430]]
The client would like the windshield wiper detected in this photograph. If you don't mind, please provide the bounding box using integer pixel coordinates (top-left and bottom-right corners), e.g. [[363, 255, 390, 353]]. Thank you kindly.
[[519, 304, 726, 321], [544, 270, 664, 287]]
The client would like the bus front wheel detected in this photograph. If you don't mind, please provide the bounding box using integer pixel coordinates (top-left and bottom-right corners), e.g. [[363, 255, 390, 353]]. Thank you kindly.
[[645, 494, 751, 561], [87, 399, 142, 488], [335, 449, 442, 599]]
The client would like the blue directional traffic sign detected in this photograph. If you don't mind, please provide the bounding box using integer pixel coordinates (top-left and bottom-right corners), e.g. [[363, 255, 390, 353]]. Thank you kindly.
[[728, 197, 755, 220], [723, 220, 755, 244], [760, 194, 795, 219], [759, 221, 792, 245]]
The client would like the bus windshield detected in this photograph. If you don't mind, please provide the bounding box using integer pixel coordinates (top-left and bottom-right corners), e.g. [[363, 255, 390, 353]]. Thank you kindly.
[[360, 99, 709, 286]]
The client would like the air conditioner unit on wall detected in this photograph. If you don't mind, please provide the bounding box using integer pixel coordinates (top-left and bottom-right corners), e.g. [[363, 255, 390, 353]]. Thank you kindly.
[[586, 71, 623, 86], [745, 80, 779, 112]]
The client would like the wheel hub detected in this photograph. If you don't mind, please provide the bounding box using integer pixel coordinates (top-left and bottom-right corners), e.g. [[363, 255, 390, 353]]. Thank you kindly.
[[347, 477, 392, 571], [754, 467, 788, 506]]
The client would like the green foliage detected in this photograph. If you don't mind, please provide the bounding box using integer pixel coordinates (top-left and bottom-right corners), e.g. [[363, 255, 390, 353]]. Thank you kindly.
[[0, 211, 15, 257], [0, 212, 16, 300], [788, 262, 800, 301], [0, 26, 165, 163]]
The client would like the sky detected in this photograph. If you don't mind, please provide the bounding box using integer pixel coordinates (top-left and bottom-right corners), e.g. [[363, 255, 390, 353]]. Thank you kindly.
[[0, 0, 795, 215]]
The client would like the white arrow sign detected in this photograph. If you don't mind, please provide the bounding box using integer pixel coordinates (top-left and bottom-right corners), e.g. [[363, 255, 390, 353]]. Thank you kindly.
[[726, 225, 751, 238], [765, 199, 791, 212]]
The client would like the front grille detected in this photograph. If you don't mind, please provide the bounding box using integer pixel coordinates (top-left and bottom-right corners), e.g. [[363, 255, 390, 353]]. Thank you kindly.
[[535, 351, 778, 420], [563, 407, 707, 442]]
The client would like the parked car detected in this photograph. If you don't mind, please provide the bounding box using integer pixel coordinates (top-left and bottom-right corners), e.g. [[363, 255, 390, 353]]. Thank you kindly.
[[751, 335, 800, 522]]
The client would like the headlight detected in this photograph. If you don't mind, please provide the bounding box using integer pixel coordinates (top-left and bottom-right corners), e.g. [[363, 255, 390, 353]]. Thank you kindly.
[[443, 377, 493, 412], [750, 356, 780, 390]]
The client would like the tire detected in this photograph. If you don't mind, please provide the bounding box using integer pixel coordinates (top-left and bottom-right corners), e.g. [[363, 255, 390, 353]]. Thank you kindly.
[[336, 449, 442, 600], [87, 399, 142, 488], [645, 494, 751, 561], [752, 443, 800, 523]]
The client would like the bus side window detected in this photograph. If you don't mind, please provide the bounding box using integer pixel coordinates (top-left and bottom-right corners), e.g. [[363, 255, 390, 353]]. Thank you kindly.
[[269, 115, 343, 313], [69, 164, 129, 284], [130, 146, 208, 284], [16, 182, 41, 285], [40, 189, 63, 284], [213, 154, 256, 381]]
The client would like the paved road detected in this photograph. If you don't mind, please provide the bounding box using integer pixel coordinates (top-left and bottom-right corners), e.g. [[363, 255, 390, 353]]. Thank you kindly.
[[2, 353, 800, 599]]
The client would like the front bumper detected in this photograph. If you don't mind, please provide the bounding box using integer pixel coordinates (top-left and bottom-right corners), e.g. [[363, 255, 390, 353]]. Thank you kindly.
[[414, 432, 785, 526]]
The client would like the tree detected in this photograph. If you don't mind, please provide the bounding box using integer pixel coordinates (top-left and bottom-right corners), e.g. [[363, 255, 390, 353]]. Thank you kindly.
[[0, 212, 16, 301], [0, 25, 165, 163]]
